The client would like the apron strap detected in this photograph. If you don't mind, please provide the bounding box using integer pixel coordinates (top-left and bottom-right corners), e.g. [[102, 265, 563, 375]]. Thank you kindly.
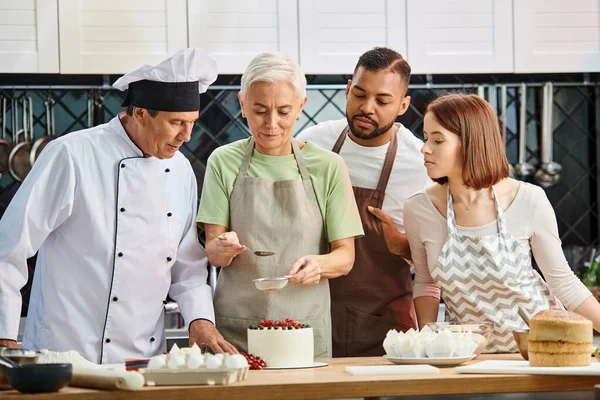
[[291, 139, 311, 181], [445, 186, 458, 234], [238, 137, 311, 181], [331, 124, 399, 202], [331, 126, 350, 154], [237, 137, 256, 178], [491, 186, 508, 234], [374, 125, 399, 199]]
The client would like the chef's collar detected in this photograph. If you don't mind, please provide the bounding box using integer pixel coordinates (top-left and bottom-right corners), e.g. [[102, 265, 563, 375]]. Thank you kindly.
[[111, 116, 144, 157]]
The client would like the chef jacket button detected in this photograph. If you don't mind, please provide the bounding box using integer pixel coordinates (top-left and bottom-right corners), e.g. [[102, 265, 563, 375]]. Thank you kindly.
[[165, 168, 170, 173], [167, 212, 172, 217], [120, 208, 125, 212], [167, 257, 172, 262], [105, 338, 111, 343], [118, 252, 123, 257], [121, 164, 125, 168], [150, 337, 156, 343], [112, 296, 118, 302]]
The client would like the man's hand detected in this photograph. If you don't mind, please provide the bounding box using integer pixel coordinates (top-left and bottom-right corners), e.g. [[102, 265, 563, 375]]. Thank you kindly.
[[368, 206, 411, 259], [0, 339, 19, 349], [189, 319, 238, 354], [288, 255, 322, 285]]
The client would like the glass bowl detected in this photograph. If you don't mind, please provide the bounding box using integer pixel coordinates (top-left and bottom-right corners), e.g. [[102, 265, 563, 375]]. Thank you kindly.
[[425, 322, 493, 356]]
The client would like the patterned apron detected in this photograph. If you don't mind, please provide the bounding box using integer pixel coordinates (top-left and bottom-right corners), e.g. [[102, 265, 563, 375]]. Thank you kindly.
[[431, 186, 559, 353], [213, 138, 331, 357], [330, 125, 416, 357]]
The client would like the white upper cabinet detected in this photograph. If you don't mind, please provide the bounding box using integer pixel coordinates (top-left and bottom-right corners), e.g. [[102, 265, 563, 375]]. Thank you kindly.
[[514, 0, 600, 73], [57, 0, 187, 74], [0, 0, 59, 73], [188, 0, 299, 74], [298, 0, 407, 74], [406, 0, 514, 74]]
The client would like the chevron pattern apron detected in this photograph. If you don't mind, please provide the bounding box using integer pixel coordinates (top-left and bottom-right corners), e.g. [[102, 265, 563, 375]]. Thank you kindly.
[[431, 186, 560, 353]]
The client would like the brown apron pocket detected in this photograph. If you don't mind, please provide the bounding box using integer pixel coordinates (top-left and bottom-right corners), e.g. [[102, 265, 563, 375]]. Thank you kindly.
[[346, 307, 412, 357]]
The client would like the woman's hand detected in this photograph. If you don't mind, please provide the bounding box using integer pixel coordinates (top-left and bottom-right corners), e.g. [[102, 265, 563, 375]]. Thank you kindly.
[[287, 255, 322, 285], [204, 224, 246, 267]]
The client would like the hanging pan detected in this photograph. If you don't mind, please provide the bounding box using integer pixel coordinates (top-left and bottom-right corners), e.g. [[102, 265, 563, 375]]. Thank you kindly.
[[30, 95, 55, 165], [0, 97, 13, 178], [8, 96, 33, 182]]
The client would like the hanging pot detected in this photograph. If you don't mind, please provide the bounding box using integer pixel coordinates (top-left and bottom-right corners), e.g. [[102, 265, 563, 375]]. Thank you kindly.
[[534, 82, 562, 188], [30, 94, 55, 165], [499, 84, 515, 178], [514, 83, 535, 181], [0, 97, 13, 178], [8, 97, 33, 182]]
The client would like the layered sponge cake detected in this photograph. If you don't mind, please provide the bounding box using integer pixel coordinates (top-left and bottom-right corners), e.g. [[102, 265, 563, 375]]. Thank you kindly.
[[528, 310, 592, 367]]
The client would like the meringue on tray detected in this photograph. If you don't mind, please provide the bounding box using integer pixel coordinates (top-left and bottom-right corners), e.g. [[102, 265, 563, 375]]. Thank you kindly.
[[383, 325, 478, 358]]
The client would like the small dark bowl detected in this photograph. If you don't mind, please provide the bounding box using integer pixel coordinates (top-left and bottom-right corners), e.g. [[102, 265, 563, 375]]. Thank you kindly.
[[512, 330, 529, 361], [6, 363, 72, 394]]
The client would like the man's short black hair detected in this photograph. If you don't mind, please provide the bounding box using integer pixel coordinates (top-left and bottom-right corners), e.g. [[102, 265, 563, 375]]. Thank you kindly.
[[353, 47, 411, 92]]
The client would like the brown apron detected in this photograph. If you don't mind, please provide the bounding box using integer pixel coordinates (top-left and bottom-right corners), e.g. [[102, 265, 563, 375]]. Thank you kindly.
[[330, 125, 416, 357], [213, 138, 332, 357]]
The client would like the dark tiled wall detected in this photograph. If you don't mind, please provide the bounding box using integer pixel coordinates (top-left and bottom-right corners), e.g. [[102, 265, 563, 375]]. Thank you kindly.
[[0, 73, 599, 314]]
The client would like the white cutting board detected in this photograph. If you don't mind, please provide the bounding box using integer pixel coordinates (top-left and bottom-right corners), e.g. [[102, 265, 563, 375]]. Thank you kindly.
[[456, 360, 600, 376], [345, 365, 439, 376]]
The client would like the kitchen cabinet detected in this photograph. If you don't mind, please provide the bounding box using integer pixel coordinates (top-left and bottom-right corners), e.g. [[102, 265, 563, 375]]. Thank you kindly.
[[406, 0, 514, 74], [0, 0, 59, 73], [57, 0, 187, 74], [188, 0, 299, 74], [298, 0, 407, 74], [513, 0, 600, 73]]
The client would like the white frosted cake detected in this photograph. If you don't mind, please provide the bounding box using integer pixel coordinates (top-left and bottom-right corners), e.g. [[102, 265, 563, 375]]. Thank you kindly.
[[247, 319, 314, 368]]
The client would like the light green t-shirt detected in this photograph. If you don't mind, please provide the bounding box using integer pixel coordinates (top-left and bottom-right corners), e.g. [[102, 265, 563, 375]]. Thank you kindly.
[[197, 138, 363, 242]]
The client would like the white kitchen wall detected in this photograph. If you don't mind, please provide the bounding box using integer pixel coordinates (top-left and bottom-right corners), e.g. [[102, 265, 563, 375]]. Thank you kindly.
[[298, 0, 407, 74], [406, 0, 514, 74], [514, 0, 600, 72], [0, 0, 59, 73], [188, 0, 299, 74], [57, 0, 187, 74]]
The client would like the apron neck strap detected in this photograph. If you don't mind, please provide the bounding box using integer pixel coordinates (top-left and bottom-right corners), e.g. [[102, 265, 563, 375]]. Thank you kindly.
[[491, 186, 508, 233], [332, 124, 399, 197], [331, 125, 349, 154], [375, 126, 398, 195], [238, 137, 311, 181], [446, 186, 458, 234], [238, 137, 255, 178], [291, 138, 311, 180], [446, 186, 507, 234]]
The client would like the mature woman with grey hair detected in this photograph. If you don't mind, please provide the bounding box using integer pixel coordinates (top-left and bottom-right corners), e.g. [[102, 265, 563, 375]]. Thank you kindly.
[[196, 52, 363, 357]]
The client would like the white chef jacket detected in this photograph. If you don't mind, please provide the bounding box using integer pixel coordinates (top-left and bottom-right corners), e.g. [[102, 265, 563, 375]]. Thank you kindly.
[[0, 116, 214, 364]]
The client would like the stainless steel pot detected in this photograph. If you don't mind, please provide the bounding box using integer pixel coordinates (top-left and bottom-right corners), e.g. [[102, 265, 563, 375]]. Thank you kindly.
[[30, 95, 55, 165], [8, 97, 33, 182], [534, 82, 562, 188], [514, 83, 535, 181], [0, 97, 13, 178]]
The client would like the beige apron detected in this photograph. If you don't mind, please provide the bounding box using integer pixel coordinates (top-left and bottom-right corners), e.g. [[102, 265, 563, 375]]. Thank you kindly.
[[213, 138, 331, 357]]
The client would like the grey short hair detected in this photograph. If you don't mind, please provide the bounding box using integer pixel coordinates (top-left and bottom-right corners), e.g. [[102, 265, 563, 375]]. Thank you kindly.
[[240, 52, 307, 100]]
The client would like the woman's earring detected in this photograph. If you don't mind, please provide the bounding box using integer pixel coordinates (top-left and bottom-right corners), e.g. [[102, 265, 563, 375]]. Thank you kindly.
[[296, 116, 300, 121]]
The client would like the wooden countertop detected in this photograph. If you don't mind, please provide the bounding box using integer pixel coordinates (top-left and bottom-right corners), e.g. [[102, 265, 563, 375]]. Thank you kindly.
[[1, 354, 600, 399]]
